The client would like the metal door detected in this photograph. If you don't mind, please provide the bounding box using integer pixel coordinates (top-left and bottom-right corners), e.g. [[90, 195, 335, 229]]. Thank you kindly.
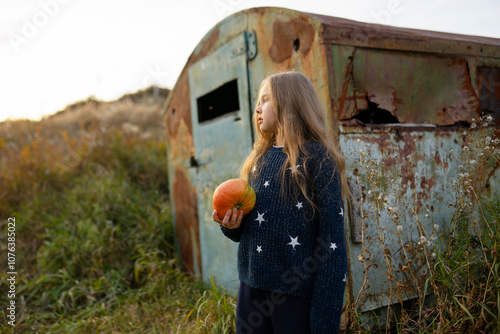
[[188, 32, 253, 292]]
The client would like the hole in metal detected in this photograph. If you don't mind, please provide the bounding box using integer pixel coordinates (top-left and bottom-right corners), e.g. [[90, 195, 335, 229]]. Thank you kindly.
[[353, 101, 399, 124]]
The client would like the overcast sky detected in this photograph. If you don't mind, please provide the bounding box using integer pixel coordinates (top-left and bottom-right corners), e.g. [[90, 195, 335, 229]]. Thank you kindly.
[[1, 0, 500, 122]]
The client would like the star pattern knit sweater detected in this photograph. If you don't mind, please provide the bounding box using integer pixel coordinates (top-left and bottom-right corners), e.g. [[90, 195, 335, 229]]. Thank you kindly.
[[220, 141, 348, 334]]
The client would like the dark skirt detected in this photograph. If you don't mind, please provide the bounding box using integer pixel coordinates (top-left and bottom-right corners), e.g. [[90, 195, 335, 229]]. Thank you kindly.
[[236, 281, 312, 334]]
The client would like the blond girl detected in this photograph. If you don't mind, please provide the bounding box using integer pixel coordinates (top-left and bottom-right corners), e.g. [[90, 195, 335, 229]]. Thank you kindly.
[[213, 71, 349, 334]]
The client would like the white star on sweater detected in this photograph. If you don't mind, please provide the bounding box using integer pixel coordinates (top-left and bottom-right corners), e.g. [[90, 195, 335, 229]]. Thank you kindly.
[[343, 273, 347, 282], [257, 245, 262, 253], [339, 207, 344, 216], [330, 243, 337, 251], [264, 180, 270, 187], [295, 202, 303, 209], [287, 165, 302, 174], [288, 235, 301, 250], [254, 212, 266, 226], [253, 165, 257, 172]]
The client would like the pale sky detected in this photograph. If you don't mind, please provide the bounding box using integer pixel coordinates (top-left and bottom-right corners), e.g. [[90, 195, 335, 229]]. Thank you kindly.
[[1, 0, 500, 122]]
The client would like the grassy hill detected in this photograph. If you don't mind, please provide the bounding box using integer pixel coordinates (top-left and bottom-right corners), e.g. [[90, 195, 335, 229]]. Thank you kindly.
[[0, 87, 236, 333]]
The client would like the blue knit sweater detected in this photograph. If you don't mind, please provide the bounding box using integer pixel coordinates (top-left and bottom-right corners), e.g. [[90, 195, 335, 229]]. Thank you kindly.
[[220, 141, 347, 333]]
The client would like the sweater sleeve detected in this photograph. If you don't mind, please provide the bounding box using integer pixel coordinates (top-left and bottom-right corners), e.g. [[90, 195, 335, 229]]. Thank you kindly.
[[220, 224, 244, 242], [309, 152, 348, 333]]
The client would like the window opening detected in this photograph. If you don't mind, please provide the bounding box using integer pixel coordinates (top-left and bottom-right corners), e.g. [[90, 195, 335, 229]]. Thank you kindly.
[[197, 79, 240, 123]]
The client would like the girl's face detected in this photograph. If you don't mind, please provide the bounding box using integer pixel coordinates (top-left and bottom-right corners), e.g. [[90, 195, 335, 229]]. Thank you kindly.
[[255, 83, 277, 135]]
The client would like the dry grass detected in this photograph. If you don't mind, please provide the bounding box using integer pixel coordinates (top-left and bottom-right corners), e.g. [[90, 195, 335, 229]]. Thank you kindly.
[[0, 86, 237, 334]]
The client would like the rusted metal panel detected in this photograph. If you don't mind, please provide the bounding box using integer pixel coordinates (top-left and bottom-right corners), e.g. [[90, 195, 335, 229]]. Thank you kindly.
[[339, 125, 500, 313], [341, 127, 457, 311], [329, 45, 480, 125], [163, 68, 203, 275], [172, 167, 202, 274], [308, 12, 500, 58]]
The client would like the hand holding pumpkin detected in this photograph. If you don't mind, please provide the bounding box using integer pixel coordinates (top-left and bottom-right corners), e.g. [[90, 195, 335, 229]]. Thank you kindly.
[[212, 207, 244, 229], [212, 178, 256, 229]]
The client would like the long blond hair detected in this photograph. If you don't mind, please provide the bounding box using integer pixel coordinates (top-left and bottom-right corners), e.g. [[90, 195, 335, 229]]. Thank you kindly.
[[240, 71, 351, 216]]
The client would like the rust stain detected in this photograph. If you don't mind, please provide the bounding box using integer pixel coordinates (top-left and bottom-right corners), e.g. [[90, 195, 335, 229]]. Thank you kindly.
[[401, 134, 417, 191], [173, 168, 202, 275], [338, 54, 355, 119], [166, 71, 192, 138], [376, 132, 392, 153], [391, 89, 403, 113], [457, 59, 480, 117], [383, 156, 397, 168], [189, 28, 220, 65], [430, 58, 480, 125], [434, 150, 442, 165], [401, 164, 415, 191], [420, 176, 437, 190], [402, 134, 418, 157], [269, 17, 315, 63]]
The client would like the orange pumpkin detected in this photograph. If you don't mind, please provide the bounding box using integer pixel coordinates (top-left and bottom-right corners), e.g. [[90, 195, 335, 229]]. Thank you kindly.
[[213, 178, 256, 219]]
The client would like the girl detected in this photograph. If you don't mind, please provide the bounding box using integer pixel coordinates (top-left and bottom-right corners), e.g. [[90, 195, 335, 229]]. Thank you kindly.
[[213, 71, 350, 334]]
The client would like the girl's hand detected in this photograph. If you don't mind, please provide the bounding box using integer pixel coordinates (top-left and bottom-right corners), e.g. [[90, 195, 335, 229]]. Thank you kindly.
[[213, 208, 244, 230]]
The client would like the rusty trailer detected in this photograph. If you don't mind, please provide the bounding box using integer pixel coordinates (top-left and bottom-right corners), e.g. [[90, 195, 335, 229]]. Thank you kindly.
[[163, 6, 500, 325]]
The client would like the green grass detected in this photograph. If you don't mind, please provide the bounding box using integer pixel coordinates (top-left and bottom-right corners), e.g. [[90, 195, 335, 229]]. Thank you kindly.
[[0, 114, 236, 333]]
